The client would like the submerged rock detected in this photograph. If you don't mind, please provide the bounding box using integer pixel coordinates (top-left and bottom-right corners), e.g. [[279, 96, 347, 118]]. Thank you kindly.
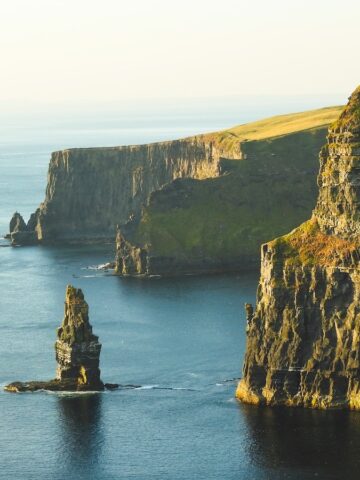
[[237, 85, 360, 410], [5, 285, 106, 393]]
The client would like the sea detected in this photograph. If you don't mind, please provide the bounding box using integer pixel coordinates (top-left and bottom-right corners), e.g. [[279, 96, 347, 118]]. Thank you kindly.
[[1, 94, 358, 480]]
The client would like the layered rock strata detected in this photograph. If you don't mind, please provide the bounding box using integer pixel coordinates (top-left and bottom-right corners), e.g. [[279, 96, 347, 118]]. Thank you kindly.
[[237, 86, 360, 409], [5, 285, 105, 392]]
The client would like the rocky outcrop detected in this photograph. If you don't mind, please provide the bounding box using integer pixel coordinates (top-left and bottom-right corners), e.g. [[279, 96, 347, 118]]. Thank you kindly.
[[237, 86, 360, 409], [5, 285, 106, 392], [115, 225, 148, 276], [9, 212, 26, 233], [7, 212, 37, 245], [12, 140, 223, 244]]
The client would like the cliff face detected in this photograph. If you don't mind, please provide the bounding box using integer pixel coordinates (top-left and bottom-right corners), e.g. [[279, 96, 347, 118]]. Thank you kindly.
[[25, 139, 222, 243], [237, 86, 360, 409], [314, 89, 360, 239], [115, 124, 334, 276]]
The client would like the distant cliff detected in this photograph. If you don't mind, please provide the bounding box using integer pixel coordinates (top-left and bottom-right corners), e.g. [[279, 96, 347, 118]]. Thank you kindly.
[[237, 86, 360, 409], [13, 140, 222, 243], [9, 106, 342, 257], [115, 107, 342, 276]]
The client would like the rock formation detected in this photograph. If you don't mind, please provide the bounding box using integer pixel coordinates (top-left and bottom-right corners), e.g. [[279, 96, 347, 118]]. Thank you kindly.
[[9, 212, 26, 233], [55, 285, 103, 389], [7, 212, 37, 245], [5, 285, 106, 392], [236, 86, 360, 409]]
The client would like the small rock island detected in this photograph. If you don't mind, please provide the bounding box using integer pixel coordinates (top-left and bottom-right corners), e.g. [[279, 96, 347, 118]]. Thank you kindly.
[[5, 285, 106, 393], [237, 85, 360, 410]]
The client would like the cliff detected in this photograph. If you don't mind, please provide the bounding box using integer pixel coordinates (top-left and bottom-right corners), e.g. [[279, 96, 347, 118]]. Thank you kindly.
[[11, 140, 223, 244], [5, 285, 106, 392], [236, 86, 360, 409], [9, 106, 341, 249], [115, 107, 342, 276]]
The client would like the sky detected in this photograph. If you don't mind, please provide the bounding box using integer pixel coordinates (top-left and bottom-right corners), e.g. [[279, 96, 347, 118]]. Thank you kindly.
[[1, 0, 360, 107]]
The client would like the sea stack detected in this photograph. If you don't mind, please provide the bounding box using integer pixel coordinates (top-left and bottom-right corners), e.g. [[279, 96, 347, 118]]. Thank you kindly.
[[237, 85, 360, 409], [7, 211, 37, 245], [5, 285, 104, 392], [55, 285, 104, 390]]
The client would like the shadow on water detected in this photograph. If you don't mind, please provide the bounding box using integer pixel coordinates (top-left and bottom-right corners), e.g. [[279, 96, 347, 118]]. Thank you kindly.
[[240, 403, 360, 479], [56, 394, 104, 477]]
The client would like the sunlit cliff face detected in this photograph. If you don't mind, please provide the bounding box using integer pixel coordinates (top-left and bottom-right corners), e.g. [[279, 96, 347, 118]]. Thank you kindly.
[[237, 85, 360, 410], [315, 86, 360, 239]]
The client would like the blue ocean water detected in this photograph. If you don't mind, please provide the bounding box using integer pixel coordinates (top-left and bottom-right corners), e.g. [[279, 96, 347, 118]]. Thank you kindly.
[[1, 97, 358, 480]]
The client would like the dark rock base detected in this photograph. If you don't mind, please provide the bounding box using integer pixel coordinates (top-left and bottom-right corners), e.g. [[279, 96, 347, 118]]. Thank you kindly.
[[5, 379, 105, 393], [4, 380, 145, 393]]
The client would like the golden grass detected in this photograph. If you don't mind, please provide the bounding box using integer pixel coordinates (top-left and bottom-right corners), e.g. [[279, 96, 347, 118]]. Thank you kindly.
[[273, 218, 359, 267], [197, 106, 343, 147]]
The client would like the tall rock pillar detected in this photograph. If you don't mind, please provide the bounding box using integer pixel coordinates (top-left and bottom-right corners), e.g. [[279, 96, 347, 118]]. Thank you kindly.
[[55, 285, 104, 390]]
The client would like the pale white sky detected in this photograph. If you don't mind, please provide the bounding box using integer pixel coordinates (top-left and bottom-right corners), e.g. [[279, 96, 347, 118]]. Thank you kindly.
[[1, 0, 359, 106]]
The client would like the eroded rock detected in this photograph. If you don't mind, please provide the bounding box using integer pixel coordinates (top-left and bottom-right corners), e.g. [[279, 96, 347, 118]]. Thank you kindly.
[[55, 285, 104, 390], [7, 211, 38, 245], [9, 212, 26, 233]]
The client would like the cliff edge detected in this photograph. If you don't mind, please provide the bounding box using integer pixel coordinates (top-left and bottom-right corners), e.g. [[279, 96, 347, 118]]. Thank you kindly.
[[236, 86, 360, 409]]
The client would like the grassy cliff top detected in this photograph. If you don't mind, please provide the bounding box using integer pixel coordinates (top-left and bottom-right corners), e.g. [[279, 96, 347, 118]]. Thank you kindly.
[[56, 106, 343, 156], [198, 106, 343, 150], [270, 218, 360, 268], [332, 85, 360, 131]]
